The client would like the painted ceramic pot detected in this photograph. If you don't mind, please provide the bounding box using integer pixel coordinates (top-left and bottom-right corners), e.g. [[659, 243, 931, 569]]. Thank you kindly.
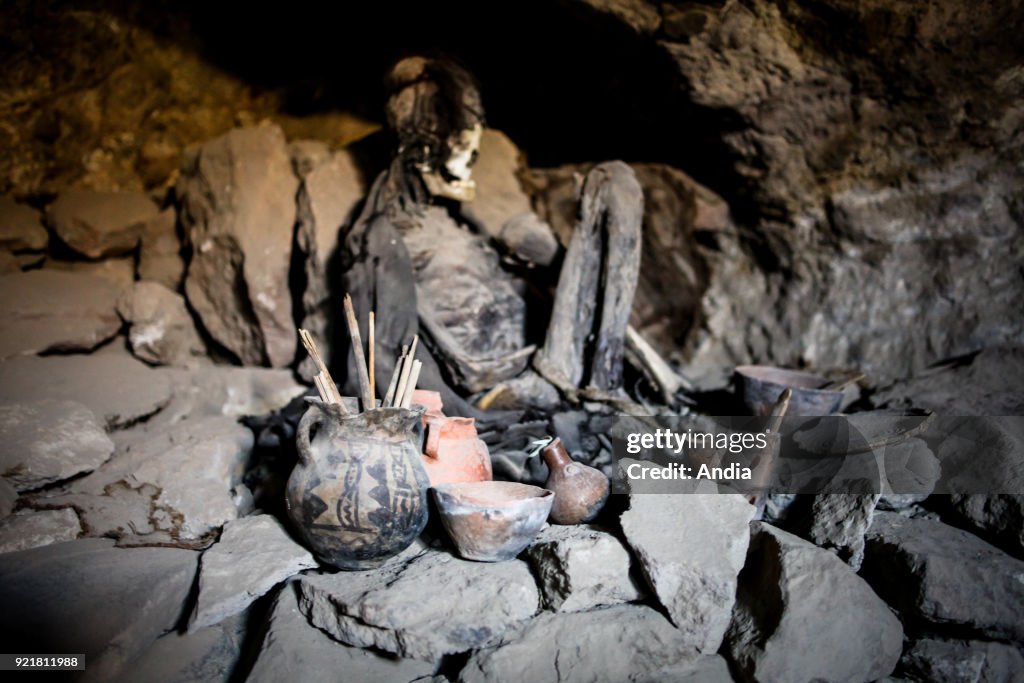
[[542, 437, 609, 525], [432, 481, 553, 562], [286, 399, 430, 570]]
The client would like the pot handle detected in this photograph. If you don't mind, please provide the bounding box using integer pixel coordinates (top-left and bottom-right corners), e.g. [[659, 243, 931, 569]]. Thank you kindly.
[[424, 416, 441, 459], [296, 408, 324, 466]]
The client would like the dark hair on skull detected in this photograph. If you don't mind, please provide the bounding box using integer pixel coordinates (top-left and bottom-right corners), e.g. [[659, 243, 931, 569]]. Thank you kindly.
[[385, 56, 485, 176]]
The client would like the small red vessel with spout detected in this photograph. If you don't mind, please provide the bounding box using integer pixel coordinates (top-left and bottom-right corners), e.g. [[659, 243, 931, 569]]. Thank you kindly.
[[412, 390, 493, 486]]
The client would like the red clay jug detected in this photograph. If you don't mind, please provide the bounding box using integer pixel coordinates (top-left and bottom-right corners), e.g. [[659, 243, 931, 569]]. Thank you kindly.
[[541, 437, 609, 524], [411, 390, 492, 486]]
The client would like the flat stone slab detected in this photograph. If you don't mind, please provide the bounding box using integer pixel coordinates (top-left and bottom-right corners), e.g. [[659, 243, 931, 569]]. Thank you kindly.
[[109, 614, 245, 683], [249, 583, 434, 683], [36, 416, 253, 544], [149, 365, 304, 428], [0, 249, 19, 274], [898, 637, 1024, 683], [948, 493, 1024, 559], [0, 196, 48, 252], [727, 522, 904, 683], [0, 538, 197, 682], [0, 352, 173, 429], [620, 493, 755, 653], [298, 549, 539, 661], [459, 604, 700, 683], [47, 189, 157, 258], [0, 398, 114, 491], [862, 511, 1024, 641], [189, 515, 318, 631], [0, 508, 81, 554], [45, 255, 137, 294], [524, 524, 643, 612], [0, 270, 122, 358]]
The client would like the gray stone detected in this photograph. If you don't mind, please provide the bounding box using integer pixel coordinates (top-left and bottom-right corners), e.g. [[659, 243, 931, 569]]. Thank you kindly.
[[0, 196, 48, 252], [296, 148, 363, 273], [189, 515, 318, 631], [459, 604, 699, 683], [119, 280, 207, 367], [298, 549, 539, 661], [45, 255, 137, 293], [0, 538, 197, 682], [0, 351, 173, 429], [878, 436, 940, 509], [0, 478, 15, 520], [178, 124, 298, 367], [36, 416, 253, 544], [249, 584, 435, 683], [524, 524, 643, 612], [0, 249, 20, 274], [498, 213, 559, 267], [47, 189, 158, 258], [761, 493, 799, 525], [620, 493, 755, 653], [138, 207, 185, 290], [146, 365, 304, 430], [294, 147, 363, 376], [0, 508, 81, 553], [110, 614, 245, 683], [898, 637, 1024, 683], [0, 270, 122, 358], [947, 494, 1024, 559], [463, 130, 538, 242], [862, 511, 1024, 641], [650, 0, 1024, 388], [633, 655, 736, 683], [727, 522, 903, 683], [804, 493, 881, 570], [0, 398, 114, 491], [933, 417, 1024, 496], [873, 347, 1024, 415]]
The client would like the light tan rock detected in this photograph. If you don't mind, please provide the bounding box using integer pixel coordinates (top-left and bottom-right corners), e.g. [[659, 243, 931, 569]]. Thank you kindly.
[[48, 189, 157, 258]]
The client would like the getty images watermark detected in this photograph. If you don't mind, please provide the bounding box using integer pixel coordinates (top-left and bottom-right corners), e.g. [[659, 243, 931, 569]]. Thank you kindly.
[[607, 415, 1024, 495], [623, 426, 771, 482]]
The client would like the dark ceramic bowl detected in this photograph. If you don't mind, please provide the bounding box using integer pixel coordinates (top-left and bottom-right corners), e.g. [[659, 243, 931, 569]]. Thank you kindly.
[[432, 481, 553, 562], [735, 365, 844, 416]]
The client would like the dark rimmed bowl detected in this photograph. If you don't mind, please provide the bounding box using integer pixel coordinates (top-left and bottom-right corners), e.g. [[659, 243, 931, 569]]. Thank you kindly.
[[735, 365, 845, 416], [432, 481, 553, 562]]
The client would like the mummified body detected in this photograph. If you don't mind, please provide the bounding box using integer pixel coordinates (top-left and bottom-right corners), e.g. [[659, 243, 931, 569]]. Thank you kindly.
[[341, 56, 642, 415]]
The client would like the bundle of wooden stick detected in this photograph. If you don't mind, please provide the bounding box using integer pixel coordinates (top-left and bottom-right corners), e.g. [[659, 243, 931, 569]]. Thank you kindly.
[[298, 293, 423, 412], [299, 328, 342, 407], [383, 335, 422, 409]]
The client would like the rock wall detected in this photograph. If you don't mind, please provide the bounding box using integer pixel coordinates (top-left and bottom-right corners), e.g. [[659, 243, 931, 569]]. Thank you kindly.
[[1, 0, 1021, 387], [567, 0, 1024, 387]]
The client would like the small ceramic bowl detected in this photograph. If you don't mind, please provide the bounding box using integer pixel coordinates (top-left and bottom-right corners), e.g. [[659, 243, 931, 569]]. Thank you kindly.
[[735, 365, 845, 416], [432, 481, 554, 562]]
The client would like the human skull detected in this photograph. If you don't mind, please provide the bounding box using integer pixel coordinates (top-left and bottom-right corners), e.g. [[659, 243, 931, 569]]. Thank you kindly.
[[419, 122, 482, 202], [385, 57, 485, 203]]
